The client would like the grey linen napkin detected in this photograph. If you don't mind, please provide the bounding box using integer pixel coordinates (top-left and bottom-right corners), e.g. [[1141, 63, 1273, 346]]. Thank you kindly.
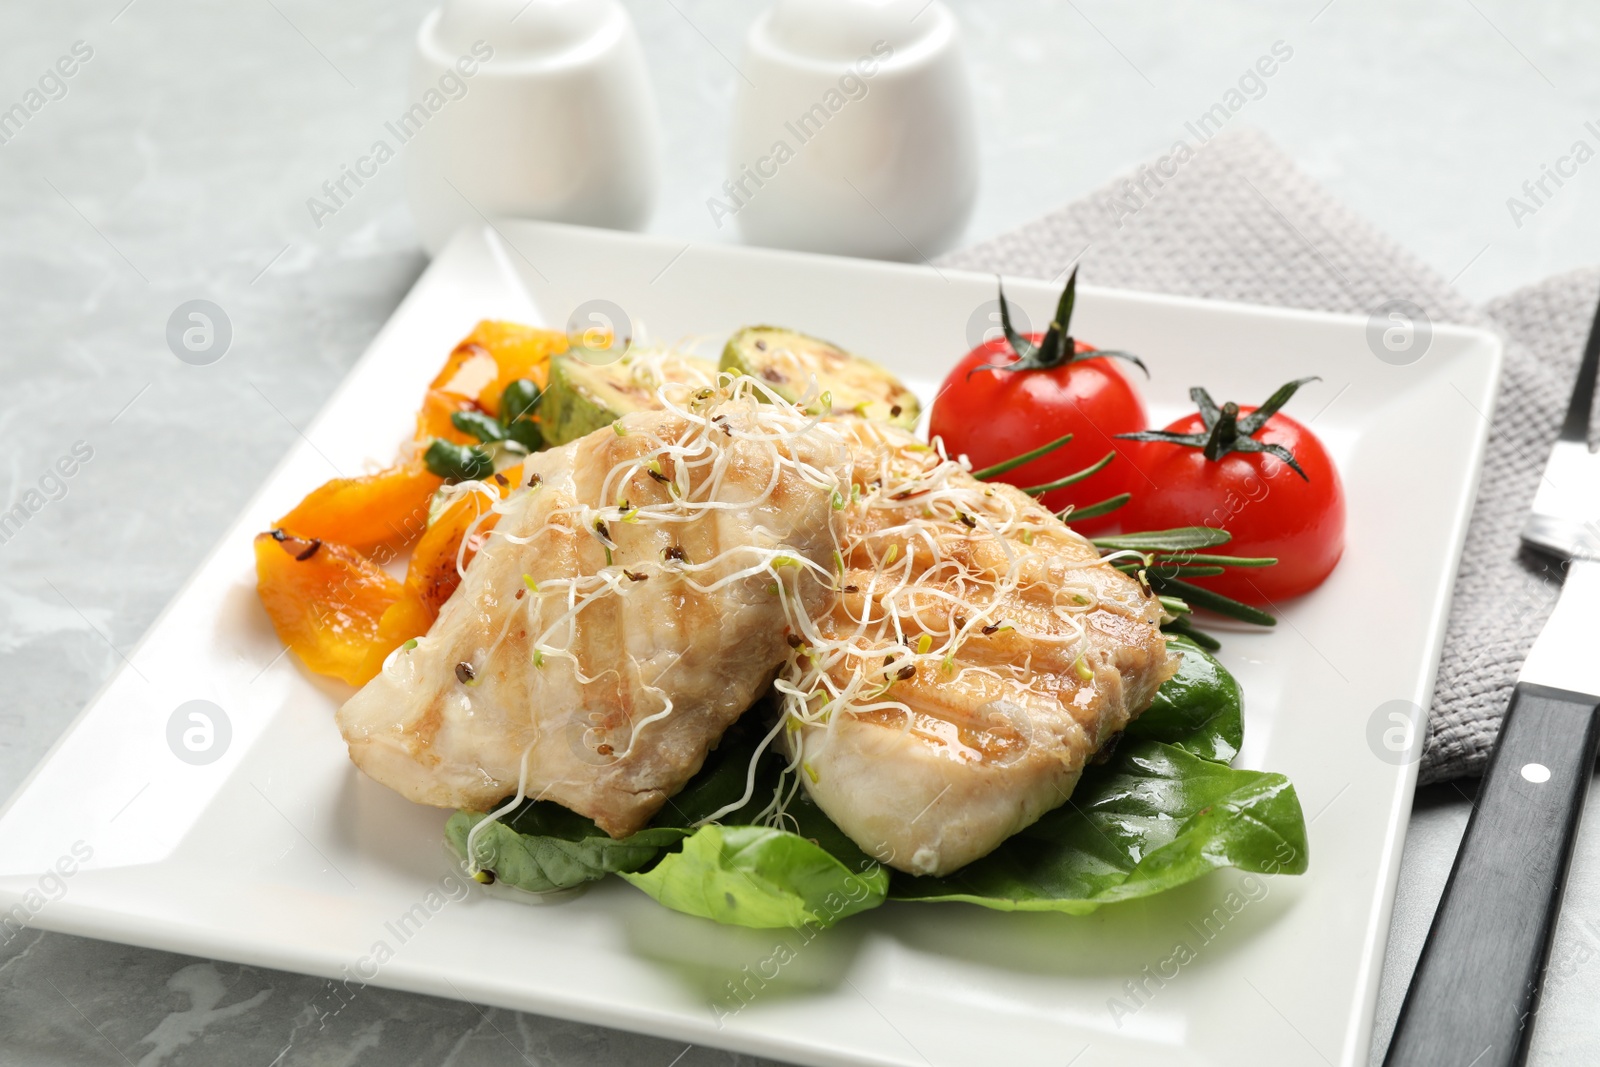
[[938, 126, 1600, 784]]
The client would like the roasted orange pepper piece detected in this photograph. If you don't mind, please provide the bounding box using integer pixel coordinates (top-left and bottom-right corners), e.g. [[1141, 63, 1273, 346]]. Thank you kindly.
[[254, 530, 404, 686], [374, 591, 433, 657], [260, 319, 561, 686], [415, 389, 485, 445], [274, 461, 441, 555], [429, 339, 499, 398], [406, 463, 524, 613], [446, 320, 567, 416], [275, 321, 560, 557]]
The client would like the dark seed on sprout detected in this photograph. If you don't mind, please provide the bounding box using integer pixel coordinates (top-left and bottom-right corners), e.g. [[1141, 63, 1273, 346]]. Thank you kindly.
[[663, 545, 688, 563], [954, 614, 967, 629], [786, 633, 802, 648], [981, 623, 1001, 635], [623, 569, 648, 582], [596, 743, 613, 756], [843, 584, 859, 593], [896, 664, 917, 681], [515, 588, 524, 599], [294, 538, 322, 562], [890, 404, 902, 417], [527, 472, 542, 488], [455, 662, 475, 684], [473, 869, 495, 885], [493, 472, 508, 486]]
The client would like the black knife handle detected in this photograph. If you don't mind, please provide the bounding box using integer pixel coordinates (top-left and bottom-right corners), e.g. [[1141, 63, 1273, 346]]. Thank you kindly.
[[1384, 683, 1600, 1067]]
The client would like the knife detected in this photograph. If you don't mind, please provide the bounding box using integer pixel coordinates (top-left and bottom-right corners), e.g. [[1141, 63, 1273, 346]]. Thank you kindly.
[[1384, 293, 1600, 1066]]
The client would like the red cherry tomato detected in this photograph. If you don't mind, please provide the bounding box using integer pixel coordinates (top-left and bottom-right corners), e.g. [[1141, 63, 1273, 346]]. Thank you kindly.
[[1122, 406, 1345, 604], [929, 336, 1147, 534]]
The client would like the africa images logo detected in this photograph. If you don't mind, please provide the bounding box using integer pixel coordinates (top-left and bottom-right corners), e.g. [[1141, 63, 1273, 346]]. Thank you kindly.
[[706, 40, 895, 229], [305, 40, 494, 229], [0, 40, 93, 147]]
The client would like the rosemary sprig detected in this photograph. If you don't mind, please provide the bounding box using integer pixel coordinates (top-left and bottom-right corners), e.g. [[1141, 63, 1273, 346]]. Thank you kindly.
[[1093, 526, 1280, 644], [969, 433, 1075, 480], [960, 436, 1280, 646], [1162, 617, 1222, 651], [1058, 493, 1130, 522], [1118, 563, 1228, 579], [1151, 574, 1275, 627], [1092, 527, 1231, 552], [1158, 552, 1276, 567], [1158, 595, 1191, 616], [1020, 450, 1114, 496]]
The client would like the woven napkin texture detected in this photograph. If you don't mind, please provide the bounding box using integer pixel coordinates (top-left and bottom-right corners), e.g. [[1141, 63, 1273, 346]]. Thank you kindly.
[[939, 127, 1600, 783]]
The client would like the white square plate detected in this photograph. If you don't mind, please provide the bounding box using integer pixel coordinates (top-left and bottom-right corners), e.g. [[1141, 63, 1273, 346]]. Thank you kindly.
[[0, 222, 1502, 1066]]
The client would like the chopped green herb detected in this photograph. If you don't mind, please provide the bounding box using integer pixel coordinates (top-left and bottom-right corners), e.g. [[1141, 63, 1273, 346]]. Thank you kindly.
[[503, 419, 543, 453], [424, 439, 493, 482], [499, 379, 542, 422], [451, 410, 506, 443]]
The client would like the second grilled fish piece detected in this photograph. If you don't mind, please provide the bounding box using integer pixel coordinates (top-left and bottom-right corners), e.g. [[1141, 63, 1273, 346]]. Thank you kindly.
[[783, 419, 1177, 876]]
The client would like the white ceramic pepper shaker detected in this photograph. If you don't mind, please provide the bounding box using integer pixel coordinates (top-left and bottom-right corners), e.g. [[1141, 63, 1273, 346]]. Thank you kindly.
[[406, 0, 662, 256], [720, 0, 978, 260]]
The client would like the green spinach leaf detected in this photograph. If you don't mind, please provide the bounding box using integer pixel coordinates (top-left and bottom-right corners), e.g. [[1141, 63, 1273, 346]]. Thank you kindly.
[[1125, 636, 1243, 762], [889, 740, 1307, 913], [620, 824, 888, 929], [446, 806, 686, 895]]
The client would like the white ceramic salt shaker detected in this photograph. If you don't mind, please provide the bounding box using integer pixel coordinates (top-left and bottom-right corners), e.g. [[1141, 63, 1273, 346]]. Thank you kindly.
[[406, 0, 661, 256], [723, 0, 978, 260]]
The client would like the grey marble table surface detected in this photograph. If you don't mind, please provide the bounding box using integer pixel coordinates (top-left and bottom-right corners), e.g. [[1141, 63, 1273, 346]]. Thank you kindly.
[[4, 1, 1600, 1065]]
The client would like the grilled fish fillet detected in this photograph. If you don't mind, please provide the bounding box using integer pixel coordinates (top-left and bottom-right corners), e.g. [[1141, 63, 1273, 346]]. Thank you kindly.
[[337, 391, 851, 837], [783, 419, 1177, 876]]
